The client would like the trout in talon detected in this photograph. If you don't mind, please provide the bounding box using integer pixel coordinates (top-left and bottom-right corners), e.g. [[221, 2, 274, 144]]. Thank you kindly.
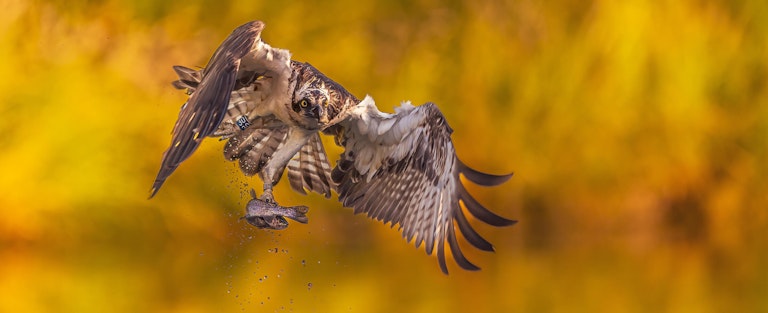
[[242, 190, 309, 230]]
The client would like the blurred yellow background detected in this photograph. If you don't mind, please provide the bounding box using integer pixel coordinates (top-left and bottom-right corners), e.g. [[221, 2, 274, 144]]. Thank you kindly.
[[1, 0, 766, 312]]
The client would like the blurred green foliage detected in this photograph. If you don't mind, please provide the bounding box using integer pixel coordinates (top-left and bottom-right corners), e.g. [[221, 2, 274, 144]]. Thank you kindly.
[[1, 0, 766, 312]]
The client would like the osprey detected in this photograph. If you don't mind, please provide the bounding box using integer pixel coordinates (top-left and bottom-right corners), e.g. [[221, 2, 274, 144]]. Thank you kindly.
[[150, 21, 515, 274]]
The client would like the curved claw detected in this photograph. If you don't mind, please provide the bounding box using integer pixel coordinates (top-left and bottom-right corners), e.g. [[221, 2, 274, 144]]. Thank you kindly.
[[259, 190, 275, 204]]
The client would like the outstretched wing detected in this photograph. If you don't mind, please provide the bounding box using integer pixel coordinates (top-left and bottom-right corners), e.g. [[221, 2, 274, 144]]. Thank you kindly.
[[150, 21, 262, 197], [331, 96, 515, 274], [150, 21, 294, 197]]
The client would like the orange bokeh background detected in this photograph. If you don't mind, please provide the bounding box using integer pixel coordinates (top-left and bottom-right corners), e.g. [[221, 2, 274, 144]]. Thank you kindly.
[[1, 0, 766, 312]]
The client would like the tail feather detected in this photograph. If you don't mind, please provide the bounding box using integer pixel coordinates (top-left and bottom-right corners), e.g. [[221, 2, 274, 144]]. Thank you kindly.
[[287, 134, 334, 198]]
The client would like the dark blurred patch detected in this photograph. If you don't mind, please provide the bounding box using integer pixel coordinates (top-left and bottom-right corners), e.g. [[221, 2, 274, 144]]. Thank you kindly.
[[521, 191, 554, 252], [661, 190, 708, 245], [310, 205, 377, 254], [561, 0, 597, 31]]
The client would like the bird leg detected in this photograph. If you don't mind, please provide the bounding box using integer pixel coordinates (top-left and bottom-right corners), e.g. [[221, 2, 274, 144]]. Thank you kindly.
[[260, 182, 275, 203], [242, 188, 309, 230], [244, 130, 312, 229]]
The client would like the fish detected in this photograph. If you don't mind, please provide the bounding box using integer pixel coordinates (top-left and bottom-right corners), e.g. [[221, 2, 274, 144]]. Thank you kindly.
[[242, 189, 309, 230]]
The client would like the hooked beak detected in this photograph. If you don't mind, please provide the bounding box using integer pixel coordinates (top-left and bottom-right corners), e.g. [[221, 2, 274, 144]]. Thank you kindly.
[[314, 106, 329, 124]]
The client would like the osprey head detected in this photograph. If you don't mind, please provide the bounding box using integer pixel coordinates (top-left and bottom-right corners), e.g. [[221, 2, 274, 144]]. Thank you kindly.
[[290, 84, 331, 130]]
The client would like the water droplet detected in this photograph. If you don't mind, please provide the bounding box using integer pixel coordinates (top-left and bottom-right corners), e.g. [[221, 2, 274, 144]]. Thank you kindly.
[[307, 282, 313, 290]]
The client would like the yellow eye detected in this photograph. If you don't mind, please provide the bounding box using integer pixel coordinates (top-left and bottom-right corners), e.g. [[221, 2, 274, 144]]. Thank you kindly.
[[300, 99, 309, 108]]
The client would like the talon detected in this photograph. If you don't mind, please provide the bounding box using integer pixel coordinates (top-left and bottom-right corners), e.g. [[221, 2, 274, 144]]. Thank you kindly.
[[264, 216, 289, 229], [259, 190, 275, 203], [244, 216, 269, 229], [244, 215, 288, 230], [248, 188, 274, 204]]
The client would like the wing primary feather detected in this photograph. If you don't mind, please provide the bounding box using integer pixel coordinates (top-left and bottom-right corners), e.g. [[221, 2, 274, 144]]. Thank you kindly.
[[424, 233, 435, 256], [454, 208, 495, 252], [447, 226, 481, 271], [437, 237, 449, 275], [423, 202, 440, 255], [458, 160, 513, 187], [414, 230, 425, 250], [380, 197, 399, 226], [404, 222, 417, 244], [366, 179, 393, 221], [172, 65, 201, 90], [365, 186, 389, 222], [458, 184, 517, 227]]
